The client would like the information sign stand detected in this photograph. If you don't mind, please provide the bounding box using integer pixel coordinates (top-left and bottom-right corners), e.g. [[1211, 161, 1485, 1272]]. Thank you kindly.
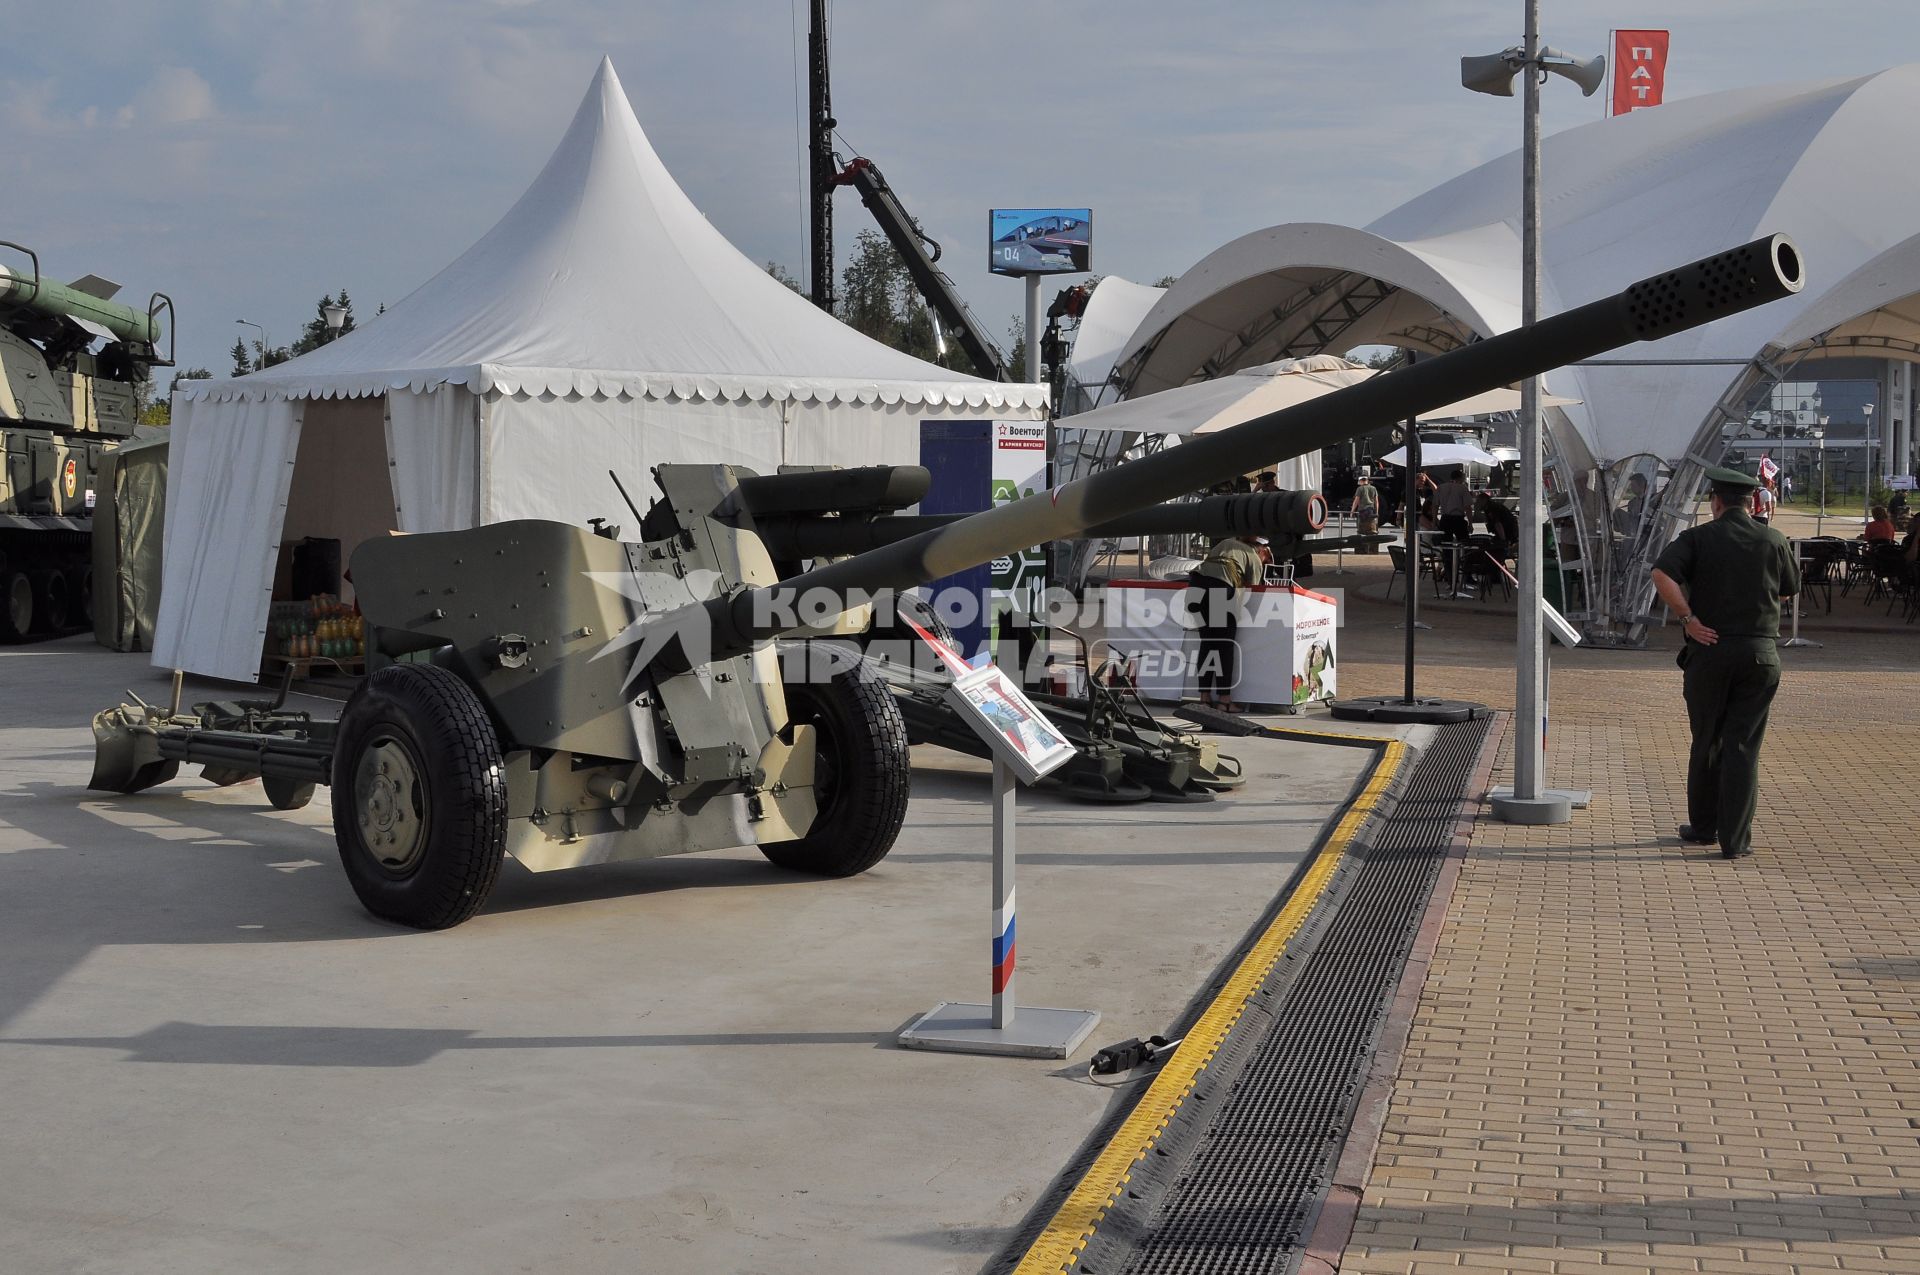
[[897, 651, 1099, 1059]]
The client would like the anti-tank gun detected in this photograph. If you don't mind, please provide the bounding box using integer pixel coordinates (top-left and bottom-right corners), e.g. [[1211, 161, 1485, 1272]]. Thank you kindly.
[[89, 234, 1804, 928], [729, 474, 1328, 803]]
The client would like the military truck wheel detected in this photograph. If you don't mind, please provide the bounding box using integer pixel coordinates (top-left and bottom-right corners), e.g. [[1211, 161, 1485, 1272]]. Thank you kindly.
[[330, 664, 507, 929], [761, 657, 909, 877], [0, 571, 32, 641], [264, 775, 317, 811], [39, 570, 70, 632]]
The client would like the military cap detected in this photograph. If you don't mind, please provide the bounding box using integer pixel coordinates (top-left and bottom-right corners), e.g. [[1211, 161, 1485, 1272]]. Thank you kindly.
[[1703, 465, 1760, 488]]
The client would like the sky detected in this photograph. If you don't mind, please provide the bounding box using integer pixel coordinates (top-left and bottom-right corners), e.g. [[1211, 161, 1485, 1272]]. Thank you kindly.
[[7, 0, 1915, 386]]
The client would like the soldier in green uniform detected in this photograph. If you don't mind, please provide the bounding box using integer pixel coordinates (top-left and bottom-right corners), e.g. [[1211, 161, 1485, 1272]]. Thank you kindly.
[[1649, 468, 1801, 859]]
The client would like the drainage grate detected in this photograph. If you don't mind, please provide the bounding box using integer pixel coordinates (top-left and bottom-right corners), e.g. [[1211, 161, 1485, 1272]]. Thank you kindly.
[[1074, 718, 1487, 1275]]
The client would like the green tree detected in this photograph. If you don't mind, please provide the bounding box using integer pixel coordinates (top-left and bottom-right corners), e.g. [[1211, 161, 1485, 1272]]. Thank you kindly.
[[230, 337, 254, 377], [138, 367, 212, 427], [1004, 315, 1026, 382], [291, 290, 356, 356], [835, 230, 949, 367], [765, 261, 802, 292]]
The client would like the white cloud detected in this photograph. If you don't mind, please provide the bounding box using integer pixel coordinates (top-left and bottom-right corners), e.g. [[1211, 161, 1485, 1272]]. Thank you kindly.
[[5, 0, 1915, 379], [116, 66, 217, 128]]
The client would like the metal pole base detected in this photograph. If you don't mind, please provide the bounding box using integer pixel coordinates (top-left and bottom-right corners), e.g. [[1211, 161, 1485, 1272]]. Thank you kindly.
[[897, 1002, 1101, 1059], [1489, 791, 1575, 825], [1329, 695, 1484, 725], [1780, 637, 1823, 649], [1393, 620, 1434, 631]]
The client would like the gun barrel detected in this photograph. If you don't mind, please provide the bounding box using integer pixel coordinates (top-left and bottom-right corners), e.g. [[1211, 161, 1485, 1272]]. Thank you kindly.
[[755, 491, 1326, 560], [0, 264, 163, 347], [695, 233, 1802, 663]]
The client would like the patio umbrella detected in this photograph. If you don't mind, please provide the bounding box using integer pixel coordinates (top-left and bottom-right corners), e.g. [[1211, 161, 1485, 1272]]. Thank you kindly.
[[1377, 441, 1502, 468], [1067, 356, 1579, 439]]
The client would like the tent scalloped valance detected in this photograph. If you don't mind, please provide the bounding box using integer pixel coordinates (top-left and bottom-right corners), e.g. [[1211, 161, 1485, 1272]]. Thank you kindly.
[[174, 364, 1051, 412]]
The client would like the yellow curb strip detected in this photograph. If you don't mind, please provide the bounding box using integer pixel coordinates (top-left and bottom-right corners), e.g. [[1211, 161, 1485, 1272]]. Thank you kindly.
[[1011, 733, 1409, 1274]]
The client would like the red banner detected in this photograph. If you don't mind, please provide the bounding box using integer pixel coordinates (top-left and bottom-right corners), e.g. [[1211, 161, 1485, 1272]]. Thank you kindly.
[[1611, 30, 1670, 115]]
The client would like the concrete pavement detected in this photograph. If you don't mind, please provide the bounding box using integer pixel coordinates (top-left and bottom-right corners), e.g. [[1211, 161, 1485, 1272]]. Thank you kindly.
[[0, 637, 1375, 1274]]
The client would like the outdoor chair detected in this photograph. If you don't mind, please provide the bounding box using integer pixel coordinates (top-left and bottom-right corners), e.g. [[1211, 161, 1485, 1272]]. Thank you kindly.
[[1864, 543, 1910, 613], [1384, 542, 1444, 602], [1464, 537, 1512, 601], [1798, 538, 1845, 613], [1841, 539, 1874, 596]]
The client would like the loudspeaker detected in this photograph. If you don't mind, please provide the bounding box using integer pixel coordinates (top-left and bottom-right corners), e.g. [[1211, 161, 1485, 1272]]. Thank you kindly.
[[1460, 50, 1520, 96], [1540, 47, 1607, 97]]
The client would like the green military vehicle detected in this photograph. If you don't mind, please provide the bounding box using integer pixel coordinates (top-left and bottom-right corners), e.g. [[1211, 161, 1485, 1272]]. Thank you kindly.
[[0, 241, 173, 640]]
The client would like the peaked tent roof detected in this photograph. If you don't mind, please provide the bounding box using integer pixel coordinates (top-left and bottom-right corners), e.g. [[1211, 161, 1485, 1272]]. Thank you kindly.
[[182, 59, 1044, 412]]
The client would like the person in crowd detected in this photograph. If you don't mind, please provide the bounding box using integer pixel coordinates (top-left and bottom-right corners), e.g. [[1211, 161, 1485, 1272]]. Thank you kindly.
[[1436, 468, 1473, 540], [1188, 532, 1265, 713], [1864, 506, 1896, 542], [1350, 468, 1382, 553], [1613, 472, 1651, 537], [1650, 468, 1800, 861], [1478, 492, 1520, 564], [1780, 471, 1794, 503], [1889, 489, 1909, 525], [1256, 471, 1280, 493], [1415, 470, 1438, 531], [1752, 477, 1776, 525]]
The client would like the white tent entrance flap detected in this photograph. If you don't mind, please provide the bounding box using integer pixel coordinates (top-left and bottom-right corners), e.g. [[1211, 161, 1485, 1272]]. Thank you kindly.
[[387, 386, 480, 533], [153, 397, 302, 681]]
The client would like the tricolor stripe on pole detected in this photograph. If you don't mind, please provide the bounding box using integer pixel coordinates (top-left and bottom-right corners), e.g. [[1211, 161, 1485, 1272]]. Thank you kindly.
[[991, 887, 1016, 995]]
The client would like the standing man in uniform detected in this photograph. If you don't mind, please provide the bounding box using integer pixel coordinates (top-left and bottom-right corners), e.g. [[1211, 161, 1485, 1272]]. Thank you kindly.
[[1650, 468, 1800, 859]]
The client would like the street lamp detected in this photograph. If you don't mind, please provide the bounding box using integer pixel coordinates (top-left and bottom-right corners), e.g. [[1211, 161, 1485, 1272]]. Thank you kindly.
[[323, 303, 347, 338], [1863, 401, 1876, 518], [234, 318, 267, 373], [1812, 424, 1827, 537], [1463, 6, 1605, 828]]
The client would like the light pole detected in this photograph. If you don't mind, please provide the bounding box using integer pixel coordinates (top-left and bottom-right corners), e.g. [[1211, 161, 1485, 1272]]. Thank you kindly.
[[1813, 425, 1827, 536], [1863, 401, 1876, 519], [323, 303, 347, 341], [234, 318, 267, 372], [1462, 7, 1605, 827]]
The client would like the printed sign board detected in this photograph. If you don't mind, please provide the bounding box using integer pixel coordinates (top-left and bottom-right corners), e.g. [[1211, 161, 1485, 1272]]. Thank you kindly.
[[992, 421, 1049, 620], [989, 208, 1092, 276], [903, 613, 1073, 785]]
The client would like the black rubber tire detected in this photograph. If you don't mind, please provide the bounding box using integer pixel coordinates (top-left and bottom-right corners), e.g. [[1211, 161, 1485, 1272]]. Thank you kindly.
[[77, 567, 93, 626], [330, 663, 508, 929], [760, 657, 909, 876], [39, 569, 70, 632], [2, 570, 34, 641], [264, 775, 317, 811]]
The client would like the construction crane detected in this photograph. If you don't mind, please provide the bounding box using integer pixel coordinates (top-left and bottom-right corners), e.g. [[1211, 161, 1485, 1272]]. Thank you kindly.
[[806, 2, 1011, 382]]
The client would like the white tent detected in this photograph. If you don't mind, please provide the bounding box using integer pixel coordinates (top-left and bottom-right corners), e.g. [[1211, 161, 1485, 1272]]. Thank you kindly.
[[1110, 65, 1920, 465], [158, 59, 1045, 682]]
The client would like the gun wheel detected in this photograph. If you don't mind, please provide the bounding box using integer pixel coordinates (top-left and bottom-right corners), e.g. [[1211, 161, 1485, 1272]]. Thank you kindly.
[[761, 656, 909, 877], [331, 664, 507, 929]]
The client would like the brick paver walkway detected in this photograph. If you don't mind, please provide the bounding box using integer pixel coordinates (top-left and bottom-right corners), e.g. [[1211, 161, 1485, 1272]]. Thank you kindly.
[[1330, 582, 1920, 1274]]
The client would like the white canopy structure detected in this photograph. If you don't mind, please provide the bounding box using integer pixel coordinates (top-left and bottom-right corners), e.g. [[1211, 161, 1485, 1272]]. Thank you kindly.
[[1111, 65, 1920, 465], [1095, 64, 1920, 638], [159, 59, 1043, 681]]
